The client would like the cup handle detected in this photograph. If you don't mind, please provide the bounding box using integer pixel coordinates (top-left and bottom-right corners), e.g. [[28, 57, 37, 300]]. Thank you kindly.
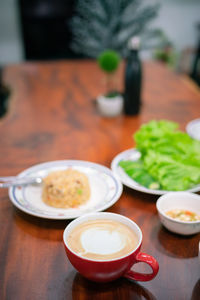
[[124, 252, 159, 282]]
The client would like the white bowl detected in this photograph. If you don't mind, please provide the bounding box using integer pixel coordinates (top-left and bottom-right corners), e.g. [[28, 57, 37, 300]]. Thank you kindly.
[[156, 192, 200, 235]]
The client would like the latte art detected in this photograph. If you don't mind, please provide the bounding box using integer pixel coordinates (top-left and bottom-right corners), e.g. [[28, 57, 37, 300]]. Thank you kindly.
[[67, 219, 139, 260], [81, 228, 126, 255]]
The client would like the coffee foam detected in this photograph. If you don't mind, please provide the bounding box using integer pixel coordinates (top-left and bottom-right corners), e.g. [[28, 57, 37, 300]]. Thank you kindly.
[[81, 228, 125, 255], [67, 219, 139, 260]]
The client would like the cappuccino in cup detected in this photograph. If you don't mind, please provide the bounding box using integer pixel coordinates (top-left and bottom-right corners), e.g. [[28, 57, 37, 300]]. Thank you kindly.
[[67, 219, 139, 260], [63, 212, 159, 282]]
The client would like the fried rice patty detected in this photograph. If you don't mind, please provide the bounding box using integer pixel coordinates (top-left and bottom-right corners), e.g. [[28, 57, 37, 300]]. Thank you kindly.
[[42, 169, 90, 208]]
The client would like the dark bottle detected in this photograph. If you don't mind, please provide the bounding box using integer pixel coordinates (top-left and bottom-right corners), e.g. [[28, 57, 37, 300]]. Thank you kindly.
[[124, 37, 142, 115]]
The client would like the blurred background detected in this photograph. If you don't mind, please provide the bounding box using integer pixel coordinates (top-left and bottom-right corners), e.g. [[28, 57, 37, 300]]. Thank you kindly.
[[0, 0, 199, 84]]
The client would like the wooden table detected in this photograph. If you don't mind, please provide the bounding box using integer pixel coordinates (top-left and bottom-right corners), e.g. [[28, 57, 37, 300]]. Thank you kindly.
[[0, 60, 200, 300]]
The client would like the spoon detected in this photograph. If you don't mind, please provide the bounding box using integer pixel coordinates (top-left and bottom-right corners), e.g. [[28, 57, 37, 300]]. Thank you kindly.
[[0, 176, 43, 188]]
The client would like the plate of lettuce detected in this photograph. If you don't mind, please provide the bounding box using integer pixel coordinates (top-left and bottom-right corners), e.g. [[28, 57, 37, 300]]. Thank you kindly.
[[111, 120, 200, 195]]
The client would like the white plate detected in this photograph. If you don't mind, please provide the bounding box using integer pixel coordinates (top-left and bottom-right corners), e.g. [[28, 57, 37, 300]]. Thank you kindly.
[[9, 160, 123, 219], [186, 118, 200, 141], [111, 148, 200, 195]]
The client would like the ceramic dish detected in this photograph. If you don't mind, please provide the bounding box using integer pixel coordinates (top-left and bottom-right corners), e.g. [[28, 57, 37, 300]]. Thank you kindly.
[[186, 118, 200, 141], [111, 148, 200, 195], [156, 192, 200, 235], [9, 160, 123, 219]]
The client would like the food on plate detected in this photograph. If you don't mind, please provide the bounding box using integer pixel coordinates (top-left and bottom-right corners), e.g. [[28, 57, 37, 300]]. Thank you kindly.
[[42, 169, 91, 208], [166, 209, 200, 222], [119, 160, 160, 190], [119, 120, 200, 191]]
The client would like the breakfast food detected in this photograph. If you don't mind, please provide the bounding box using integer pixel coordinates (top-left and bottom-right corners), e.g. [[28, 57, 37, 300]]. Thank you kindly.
[[67, 219, 138, 260], [166, 209, 200, 222], [42, 169, 90, 208]]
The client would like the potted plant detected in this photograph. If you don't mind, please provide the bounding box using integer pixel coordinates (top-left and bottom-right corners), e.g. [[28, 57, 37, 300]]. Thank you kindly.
[[96, 49, 123, 117]]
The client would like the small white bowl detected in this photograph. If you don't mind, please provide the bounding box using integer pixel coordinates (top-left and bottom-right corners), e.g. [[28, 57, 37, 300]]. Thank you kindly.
[[156, 192, 200, 235]]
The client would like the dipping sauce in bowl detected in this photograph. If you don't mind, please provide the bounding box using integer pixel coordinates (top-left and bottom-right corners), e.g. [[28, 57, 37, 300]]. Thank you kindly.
[[166, 209, 200, 222], [156, 192, 200, 235]]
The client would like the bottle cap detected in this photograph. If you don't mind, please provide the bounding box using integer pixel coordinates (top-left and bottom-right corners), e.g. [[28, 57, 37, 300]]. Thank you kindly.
[[128, 36, 140, 50]]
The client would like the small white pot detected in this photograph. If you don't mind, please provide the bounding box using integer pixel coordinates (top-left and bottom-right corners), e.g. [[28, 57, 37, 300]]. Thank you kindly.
[[96, 94, 123, 117]]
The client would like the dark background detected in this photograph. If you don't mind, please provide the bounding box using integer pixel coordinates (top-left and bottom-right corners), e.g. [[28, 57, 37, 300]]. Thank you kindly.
[[18, 0, 84, 60]]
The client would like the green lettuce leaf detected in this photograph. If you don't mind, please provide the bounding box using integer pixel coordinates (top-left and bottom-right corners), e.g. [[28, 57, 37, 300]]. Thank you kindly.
[[119, 160, 160, 189], [119, 120, 200, 191]]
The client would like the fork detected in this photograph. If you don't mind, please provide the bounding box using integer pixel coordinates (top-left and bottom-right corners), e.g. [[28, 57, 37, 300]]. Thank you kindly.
[[0, 176, 43, 188]]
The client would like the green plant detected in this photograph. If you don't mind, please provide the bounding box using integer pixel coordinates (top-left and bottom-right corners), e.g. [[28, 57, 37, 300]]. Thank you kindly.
[[153, 47, 178, 68], [98, 50, 121, 73], [97, 50, 121, 97], [70, 0, 160, 58], [152, 33, 178, 69]]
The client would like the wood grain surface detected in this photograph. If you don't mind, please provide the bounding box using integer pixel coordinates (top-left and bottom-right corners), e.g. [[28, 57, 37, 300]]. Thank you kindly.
[[0, 60, 200, 300]]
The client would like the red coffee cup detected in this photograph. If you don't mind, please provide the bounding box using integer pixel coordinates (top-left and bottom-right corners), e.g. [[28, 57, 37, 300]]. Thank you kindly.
[[63, 212, 159, 283]]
